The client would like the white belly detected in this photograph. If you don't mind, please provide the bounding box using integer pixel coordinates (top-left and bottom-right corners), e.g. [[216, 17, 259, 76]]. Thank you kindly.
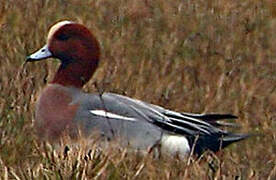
[[161, 134, 190, 158]]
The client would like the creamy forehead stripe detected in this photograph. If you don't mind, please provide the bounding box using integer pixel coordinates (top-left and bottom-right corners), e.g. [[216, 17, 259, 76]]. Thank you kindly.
[[47, 21, 73, 42]]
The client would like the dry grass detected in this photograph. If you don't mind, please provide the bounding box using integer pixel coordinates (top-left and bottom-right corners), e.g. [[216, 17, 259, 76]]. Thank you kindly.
[[0, 0, 275, 179]]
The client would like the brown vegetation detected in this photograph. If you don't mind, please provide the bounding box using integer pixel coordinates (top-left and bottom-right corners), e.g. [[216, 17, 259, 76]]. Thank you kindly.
[[0, 0, 275, 179]]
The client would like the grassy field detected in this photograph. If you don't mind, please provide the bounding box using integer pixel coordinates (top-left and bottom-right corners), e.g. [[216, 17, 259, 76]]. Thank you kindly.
[[0, 0, 275, 179]]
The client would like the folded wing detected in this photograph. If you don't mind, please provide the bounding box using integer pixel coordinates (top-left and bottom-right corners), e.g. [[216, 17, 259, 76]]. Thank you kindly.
[[80, 92, 248, 156]]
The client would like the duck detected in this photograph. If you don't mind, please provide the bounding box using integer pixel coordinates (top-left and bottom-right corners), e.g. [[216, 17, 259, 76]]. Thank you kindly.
[[26, 20, 248, 156]]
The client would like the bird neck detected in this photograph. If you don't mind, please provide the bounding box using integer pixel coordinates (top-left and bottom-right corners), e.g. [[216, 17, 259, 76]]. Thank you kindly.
[[52, 56, 99, 88]]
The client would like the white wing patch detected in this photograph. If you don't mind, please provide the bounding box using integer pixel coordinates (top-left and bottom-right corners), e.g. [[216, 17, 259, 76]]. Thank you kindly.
[[89, 110, 137, 122]]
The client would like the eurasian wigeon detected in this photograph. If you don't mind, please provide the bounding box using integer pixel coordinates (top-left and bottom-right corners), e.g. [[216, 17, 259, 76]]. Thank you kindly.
[[26, 21, 248, 156]]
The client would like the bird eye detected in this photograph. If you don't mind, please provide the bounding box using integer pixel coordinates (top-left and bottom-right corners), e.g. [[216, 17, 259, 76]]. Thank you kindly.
[[57, 33, 69, 41]]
